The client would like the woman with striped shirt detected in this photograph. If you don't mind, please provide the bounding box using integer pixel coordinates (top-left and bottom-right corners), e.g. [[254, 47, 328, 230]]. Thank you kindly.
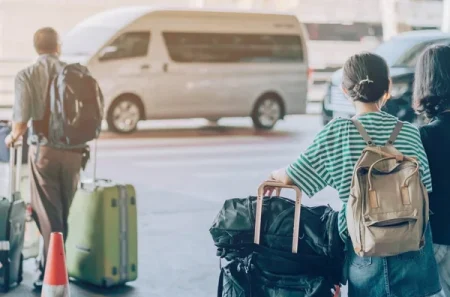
[[269, 53, 442, 297]]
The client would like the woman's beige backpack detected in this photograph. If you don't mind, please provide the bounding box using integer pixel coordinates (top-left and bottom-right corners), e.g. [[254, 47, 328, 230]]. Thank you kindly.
[[346, 119, 429, 257]]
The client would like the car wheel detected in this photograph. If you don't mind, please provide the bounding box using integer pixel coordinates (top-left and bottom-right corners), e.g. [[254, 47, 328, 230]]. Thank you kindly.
[[251, 96, 283, 130], [107, 97, 142, 134]]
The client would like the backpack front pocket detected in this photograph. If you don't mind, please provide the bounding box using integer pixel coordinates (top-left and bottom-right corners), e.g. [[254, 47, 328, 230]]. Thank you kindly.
[[361, 210, 422, 256]]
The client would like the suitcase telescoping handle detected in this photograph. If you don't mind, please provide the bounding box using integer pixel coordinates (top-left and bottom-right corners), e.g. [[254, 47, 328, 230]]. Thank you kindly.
[[92, 138, 98, 182], [81, 139, 112, 189], [254, 181, 302, 253], [9, 140, 23, 200]]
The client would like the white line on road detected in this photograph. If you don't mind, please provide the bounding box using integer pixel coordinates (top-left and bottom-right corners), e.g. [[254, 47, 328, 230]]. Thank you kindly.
[[95, 115, 321, 148], [193, 170, 268, 178], [98, 142, 306, 158], [96, 135, 269, 148], [134, 155, 294, 168]]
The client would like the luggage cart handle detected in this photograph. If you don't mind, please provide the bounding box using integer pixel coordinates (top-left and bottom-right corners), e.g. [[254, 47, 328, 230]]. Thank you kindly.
[[254, 181, 302, 253], [9, 139, 23, 200], [258, 181, 301, 197]]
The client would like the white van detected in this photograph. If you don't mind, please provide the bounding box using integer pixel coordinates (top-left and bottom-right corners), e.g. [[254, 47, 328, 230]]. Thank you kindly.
[[61, 7, 309, 133]]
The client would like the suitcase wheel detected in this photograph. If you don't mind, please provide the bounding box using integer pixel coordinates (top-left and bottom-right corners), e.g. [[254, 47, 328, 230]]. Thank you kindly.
[[102, 279, 108, 289]]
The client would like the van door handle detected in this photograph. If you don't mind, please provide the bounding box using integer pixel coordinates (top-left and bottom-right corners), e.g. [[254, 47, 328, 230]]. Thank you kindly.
[[163, 63, 169, 73], [141, 64, 150, 70]]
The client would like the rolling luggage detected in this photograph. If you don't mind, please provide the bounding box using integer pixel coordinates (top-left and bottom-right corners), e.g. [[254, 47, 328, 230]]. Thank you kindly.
[[0, 124, 35, 260], [0, 143, 26, 292], [0, 122, 29, 164], [66, 141, 138, 288], [215, 181, 341, 297]]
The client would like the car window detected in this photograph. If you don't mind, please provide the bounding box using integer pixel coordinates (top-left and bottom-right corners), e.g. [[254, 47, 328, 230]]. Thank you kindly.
[[373, 38, 421, 66], [100, 31, 150, 61], [394, 39, 450, 68], [162, 32, 304, 63]]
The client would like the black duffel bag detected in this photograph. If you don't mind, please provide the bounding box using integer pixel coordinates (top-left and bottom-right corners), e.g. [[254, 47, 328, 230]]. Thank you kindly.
[[210, 196, 344, 261], [218, 256, 334, 297]]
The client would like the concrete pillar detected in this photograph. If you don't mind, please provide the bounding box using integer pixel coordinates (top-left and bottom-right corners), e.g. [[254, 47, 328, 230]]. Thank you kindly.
[[380, 0, 398, 41], [443, 0, 450, 33]]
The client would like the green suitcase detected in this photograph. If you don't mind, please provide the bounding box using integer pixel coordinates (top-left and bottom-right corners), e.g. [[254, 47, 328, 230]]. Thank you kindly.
[[66, 180, 138, 287]]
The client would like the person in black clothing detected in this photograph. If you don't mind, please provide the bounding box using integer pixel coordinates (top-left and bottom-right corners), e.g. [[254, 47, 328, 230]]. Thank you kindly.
[[414, 44, 450, 297]]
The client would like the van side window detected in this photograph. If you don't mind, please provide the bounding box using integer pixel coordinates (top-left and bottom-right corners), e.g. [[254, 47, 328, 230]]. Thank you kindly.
[[305, 23, 383, 41], [100, 31, 150, 61], [162, 32, 303, 63]]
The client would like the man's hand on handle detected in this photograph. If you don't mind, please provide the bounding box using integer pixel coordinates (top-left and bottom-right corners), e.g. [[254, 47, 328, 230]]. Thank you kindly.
[[6, 122, 28, 148], [5, 133, 16, 148]]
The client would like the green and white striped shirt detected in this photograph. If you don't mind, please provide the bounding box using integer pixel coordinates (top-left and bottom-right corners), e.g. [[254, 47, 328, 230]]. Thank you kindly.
[[286, 111, 432, 241]]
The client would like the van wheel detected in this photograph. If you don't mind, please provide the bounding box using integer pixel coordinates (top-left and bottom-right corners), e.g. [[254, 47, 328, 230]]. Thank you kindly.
[[107, 96, 142, 134], [251, 95, 283, 130]]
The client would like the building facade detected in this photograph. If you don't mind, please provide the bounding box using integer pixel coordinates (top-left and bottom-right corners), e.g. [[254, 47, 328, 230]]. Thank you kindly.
[[0, 0, 443, 59], [0, 0, 444, 105]]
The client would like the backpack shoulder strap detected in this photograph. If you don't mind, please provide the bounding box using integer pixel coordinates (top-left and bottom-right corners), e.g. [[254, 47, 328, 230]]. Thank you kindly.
[[350, 118, 375, 146], [386, 121, 404, 145]]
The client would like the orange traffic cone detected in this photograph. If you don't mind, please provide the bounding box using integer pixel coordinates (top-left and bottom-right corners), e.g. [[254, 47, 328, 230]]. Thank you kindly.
[[41, 232, 70, 297]]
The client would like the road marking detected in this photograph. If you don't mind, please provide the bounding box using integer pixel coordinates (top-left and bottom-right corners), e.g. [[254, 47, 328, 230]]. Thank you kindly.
[[96, 135, 269, 148], [134, 155, 294, 168], [98, 141, 306, 158], [95, 115, 321, 149], [193, 170, 268, 178]]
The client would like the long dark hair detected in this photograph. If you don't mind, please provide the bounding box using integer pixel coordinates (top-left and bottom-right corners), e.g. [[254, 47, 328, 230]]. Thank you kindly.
[[414, 44, 450, 119], [342, 52, 390, 103]]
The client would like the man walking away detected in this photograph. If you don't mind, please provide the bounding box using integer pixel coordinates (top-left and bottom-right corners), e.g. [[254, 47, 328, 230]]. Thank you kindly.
[[6, 27, 85, 289]]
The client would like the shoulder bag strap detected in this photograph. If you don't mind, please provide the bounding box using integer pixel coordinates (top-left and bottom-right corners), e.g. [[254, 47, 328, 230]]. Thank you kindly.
[[386, 121, 403, 145], [350, 118, 375, 146]]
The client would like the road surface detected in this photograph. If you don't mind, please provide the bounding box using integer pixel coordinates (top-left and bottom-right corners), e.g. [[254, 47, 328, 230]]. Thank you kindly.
[[6, 114, 347, 297]]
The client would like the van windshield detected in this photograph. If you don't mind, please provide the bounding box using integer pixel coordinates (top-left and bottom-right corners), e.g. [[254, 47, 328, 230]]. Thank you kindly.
[[61, 26, 117, 56]]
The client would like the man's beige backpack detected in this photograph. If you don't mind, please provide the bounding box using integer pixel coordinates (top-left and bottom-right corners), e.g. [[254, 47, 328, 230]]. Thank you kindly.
[[346, 119, 429, 257]]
